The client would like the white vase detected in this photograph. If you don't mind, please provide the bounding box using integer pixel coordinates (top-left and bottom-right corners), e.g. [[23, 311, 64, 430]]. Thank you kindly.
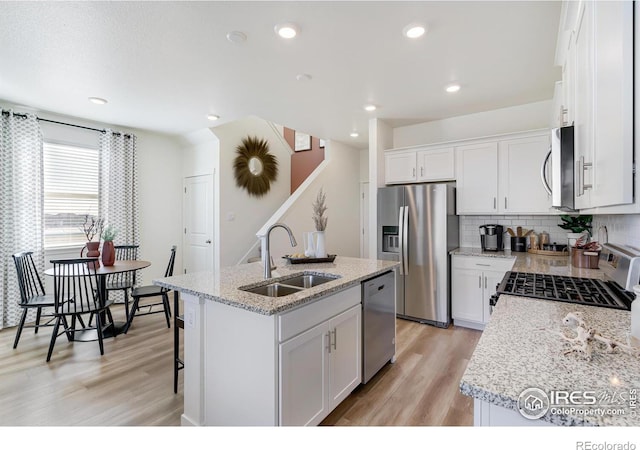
[[314, 231, 327, 258]]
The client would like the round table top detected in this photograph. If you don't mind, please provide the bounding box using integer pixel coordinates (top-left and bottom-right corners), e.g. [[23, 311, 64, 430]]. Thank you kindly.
[[44, 260, 151, 276]]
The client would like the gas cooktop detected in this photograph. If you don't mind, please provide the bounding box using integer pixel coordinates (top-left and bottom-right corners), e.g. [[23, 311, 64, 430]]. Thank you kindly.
[[496, 271, 633, 310], [494, 243, 640, 311]]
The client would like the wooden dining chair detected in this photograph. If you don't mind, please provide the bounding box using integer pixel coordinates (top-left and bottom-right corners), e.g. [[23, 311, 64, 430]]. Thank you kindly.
[[124, 246, 176, 333], [11, 251, 56, 349], [47, 258, 114, 362], [105, 244, 139, 321]]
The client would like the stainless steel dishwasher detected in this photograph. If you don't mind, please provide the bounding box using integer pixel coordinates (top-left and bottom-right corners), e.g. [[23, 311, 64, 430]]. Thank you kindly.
[[362, 270, 396, 384]]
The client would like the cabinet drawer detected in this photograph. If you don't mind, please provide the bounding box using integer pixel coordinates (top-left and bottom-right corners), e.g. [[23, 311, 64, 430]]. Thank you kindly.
[[278, 285, 360, 342], [452, 255, 515, 272]]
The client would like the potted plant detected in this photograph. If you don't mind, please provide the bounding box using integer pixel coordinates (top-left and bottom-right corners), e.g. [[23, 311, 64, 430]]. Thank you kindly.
[[558, 214, 592, 250], [101, 225, 118, 267], [81, 215, 104, 269], [571, 235, 601, 269]]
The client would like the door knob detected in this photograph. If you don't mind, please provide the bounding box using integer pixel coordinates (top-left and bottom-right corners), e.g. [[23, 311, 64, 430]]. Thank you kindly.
[[206, 239, 212, 244]]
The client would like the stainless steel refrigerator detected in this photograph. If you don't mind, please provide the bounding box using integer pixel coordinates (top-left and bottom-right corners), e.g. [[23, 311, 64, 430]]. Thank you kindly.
[[377, 183, 458, 327]]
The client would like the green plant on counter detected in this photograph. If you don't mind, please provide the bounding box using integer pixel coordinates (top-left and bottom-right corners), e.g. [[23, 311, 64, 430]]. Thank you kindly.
[[558, 215, 593, 235], [101, 224, 118, 242]]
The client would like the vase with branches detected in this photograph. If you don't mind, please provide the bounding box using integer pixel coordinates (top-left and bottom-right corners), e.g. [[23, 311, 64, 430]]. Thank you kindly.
[[312, 188, 328, 257], [81, 215, 104, 269]]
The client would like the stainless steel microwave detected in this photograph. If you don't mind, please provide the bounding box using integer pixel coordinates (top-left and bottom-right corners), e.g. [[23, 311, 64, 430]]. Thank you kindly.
[[541, 125, 575, 211]]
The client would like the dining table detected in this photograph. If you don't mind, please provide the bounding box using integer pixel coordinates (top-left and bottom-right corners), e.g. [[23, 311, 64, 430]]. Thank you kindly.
[[44, 259, 151, 340]]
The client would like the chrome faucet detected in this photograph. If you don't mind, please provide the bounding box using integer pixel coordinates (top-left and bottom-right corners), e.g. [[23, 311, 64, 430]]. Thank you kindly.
[[263, 223, 298, 279]]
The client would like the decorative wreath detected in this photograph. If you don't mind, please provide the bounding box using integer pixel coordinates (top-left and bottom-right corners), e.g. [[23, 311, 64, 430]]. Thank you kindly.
[[233, 135, 278, 197]]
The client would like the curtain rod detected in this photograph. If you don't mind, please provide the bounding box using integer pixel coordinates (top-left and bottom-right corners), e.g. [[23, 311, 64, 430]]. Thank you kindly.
[[1, 110, 133, 138]]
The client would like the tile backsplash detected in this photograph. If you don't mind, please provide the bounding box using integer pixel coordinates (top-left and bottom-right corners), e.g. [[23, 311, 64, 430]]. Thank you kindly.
[[460, 214, 640, 250], [460, 215, 579, 249]]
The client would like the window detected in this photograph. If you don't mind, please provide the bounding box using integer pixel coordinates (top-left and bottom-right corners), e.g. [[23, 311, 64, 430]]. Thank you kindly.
[[43, 143, 99, 248]]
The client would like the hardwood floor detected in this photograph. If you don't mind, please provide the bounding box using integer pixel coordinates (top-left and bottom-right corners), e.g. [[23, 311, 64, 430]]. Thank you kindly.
[[321, 319, 482, 426], [0, 306, 480, 426]]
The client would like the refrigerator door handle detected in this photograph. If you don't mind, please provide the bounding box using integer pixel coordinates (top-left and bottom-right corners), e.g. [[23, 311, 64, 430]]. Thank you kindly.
[[402, 206, 409, 275], [397, 207, 405, 275]]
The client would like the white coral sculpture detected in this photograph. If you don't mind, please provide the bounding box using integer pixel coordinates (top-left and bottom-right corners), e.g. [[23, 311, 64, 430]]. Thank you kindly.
[[559, 312, 640, 360]]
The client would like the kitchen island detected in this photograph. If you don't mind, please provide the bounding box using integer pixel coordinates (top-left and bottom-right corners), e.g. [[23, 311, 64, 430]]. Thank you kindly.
[[460, 294, 640, 426], [154, 256, 398, 426]]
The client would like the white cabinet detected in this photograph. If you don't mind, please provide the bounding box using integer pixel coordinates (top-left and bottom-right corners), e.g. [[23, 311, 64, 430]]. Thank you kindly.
[[279, 304, 361, 426], [456, 131, 553, 215], [559, 0, 633, 209], [498, 134, 554, 214], [416, 147, 455, 182], [384, 146, 455, 184], [451, 255, 515, 330], [385, 151, 416, 184], [455, 142, 498, 214]]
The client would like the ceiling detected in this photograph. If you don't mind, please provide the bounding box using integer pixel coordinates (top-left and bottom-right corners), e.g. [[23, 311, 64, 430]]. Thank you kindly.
[[0, 1, 561, 148]]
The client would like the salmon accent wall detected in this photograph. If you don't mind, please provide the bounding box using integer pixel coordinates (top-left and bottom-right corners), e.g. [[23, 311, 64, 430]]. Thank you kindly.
[[285, 127, 325, 193]]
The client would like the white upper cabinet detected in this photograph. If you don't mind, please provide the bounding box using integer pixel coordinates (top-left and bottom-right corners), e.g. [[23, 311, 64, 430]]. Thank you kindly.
[[385, 151, 416, 184], [384, 146, 455, 185], [456, 142, 498, 214], [498, 134, 554, 214], [559, 0, 633, 209]]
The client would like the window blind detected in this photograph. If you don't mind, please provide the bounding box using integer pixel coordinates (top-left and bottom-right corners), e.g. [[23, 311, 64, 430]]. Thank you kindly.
[[43, 143, 99, 248]]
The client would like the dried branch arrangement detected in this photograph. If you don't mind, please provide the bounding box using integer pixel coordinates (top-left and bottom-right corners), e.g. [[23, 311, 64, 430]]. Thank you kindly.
[[559, 312, 640, 360], [82, 215, 104, 242], [312, 188, 328, 231]]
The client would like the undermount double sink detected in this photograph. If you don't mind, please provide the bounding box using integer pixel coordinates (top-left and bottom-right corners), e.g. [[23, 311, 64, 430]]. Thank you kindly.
[[240, 272, 340, 297]]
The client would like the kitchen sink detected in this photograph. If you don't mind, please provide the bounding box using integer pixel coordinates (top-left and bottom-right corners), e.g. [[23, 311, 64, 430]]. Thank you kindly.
[[242, 283, 303, 297], [239, 272, 341, 297], [280, 273, 339, 288]]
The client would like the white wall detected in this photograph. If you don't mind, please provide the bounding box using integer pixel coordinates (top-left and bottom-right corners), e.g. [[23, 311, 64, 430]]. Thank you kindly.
[[392, 100, 553, 148], [267, 141, 362, 262], [212, 116, 292, 267], [593, 215, 640, 249], [359, 149, 369, 183], [0, 101, 184, 283]]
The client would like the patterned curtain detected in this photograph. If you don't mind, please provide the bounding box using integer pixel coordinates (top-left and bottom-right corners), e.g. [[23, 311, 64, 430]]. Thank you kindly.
[[0, 110, 44, 329], [99, 130, 140, 288]]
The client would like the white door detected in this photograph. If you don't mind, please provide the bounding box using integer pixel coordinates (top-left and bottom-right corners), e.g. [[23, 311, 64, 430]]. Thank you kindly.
[[183, 174, 214, 274], [455, 142, 499, 214], [360, 182, 370, 259], [279, 322, 329, 426], [328, 306, 361, 410]]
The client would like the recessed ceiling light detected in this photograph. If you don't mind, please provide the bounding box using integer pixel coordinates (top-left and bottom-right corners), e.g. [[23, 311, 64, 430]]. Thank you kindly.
[[445, 84, 461, 93], [207, 114, 220, 121], [403, 24, 426, 39], [226, 31, 247, 44], [364, 104, 377, 112], [275, 23, 299, 39], [296, 73, 312, 82], [88, 97, 107, 105], [350, 132, 359, 138]]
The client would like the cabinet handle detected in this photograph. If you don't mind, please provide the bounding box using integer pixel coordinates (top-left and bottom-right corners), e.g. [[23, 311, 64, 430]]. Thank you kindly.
[[412, 168, 416, 178], [576, 156, 593, 197], [479, 275, 482, 289], [475, 263, 491, 267], [484, 276, 487, 289], [326, 332, 331, 354], [504, 197, 507, 209], [420, 167, 424, 177], [332, 328, 337, 350], [493, 197, 497, 210]]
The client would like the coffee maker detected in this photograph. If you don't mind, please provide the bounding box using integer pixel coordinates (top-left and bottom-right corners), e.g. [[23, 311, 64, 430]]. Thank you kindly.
[[479, 224, 504, 251]]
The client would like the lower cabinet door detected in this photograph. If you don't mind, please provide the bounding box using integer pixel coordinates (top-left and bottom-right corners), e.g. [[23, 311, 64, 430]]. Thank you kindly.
[[483, 271, 505, 323], [328, 305, 362, 410], [279, 322, 329, 426], [451, 268, 483, 323]]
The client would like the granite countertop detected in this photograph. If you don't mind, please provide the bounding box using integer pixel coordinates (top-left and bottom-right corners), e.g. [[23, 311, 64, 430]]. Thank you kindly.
[[460, 295, 640, 426], [153, 256, 398, 316], [451, 247, 606, 280]]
